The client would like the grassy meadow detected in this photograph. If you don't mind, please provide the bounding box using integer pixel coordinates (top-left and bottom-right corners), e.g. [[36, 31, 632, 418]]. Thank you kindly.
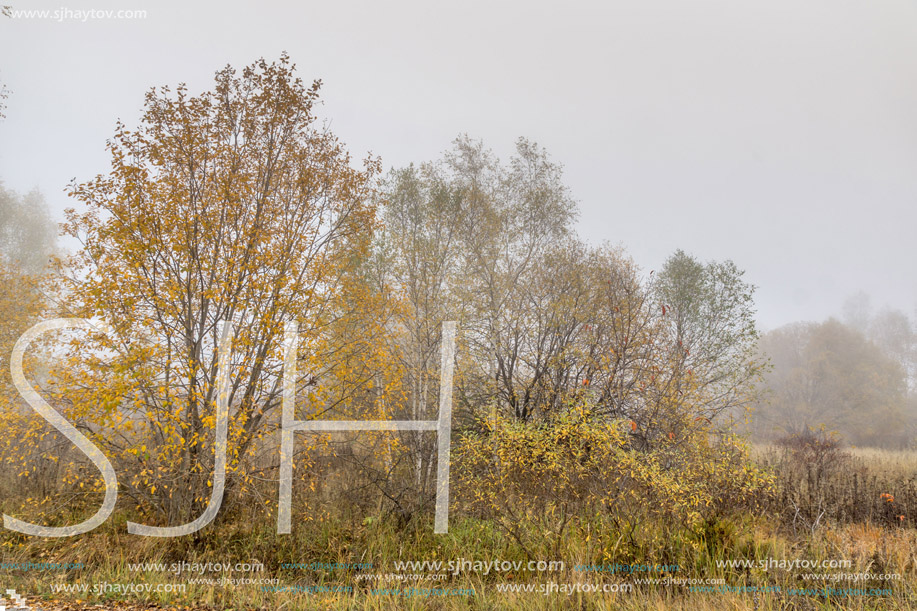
[[0, 441, 915, 610]]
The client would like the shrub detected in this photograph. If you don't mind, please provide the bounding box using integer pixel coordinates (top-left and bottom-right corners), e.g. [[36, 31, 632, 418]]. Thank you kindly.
[[454, 400, 774, 554]]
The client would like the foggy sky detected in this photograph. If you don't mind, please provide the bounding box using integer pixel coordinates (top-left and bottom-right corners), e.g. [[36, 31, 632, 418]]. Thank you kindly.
[[1, 0, 916, 331]]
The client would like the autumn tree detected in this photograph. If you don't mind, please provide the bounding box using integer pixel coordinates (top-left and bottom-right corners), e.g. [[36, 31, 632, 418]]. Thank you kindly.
[[366, 136, 586, 517], [377, 138, 576, 417], [755, 319, 909, 447], [0, 184, 57, 274], [369, 161, 464, 512], [375, 138, 719, 489], [651, 249, 763, 422], [0, 184, 59, 501], [49, 55, 382, 526], [868, 307, 915, 397], [0, 183, 57, 370], [441, 136, 577, 422]]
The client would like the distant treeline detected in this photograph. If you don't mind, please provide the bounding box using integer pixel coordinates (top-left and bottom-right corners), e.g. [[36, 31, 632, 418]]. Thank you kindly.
[[751, 298, 916, 448]]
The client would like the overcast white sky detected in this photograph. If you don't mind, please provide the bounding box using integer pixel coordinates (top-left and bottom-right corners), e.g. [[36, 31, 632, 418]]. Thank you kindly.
[[1, 0, 916, 330]]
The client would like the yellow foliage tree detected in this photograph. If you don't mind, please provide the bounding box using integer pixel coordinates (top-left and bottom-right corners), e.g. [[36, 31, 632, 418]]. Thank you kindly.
[[40, 55, 388, 526]]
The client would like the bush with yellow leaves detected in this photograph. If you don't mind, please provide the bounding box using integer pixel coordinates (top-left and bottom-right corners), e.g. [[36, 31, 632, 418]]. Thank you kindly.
[[454, 399, 775, 553]]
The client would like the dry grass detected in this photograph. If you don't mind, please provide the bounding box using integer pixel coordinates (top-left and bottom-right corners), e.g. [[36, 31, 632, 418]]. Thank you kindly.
[[757, 436, 917, 532], [2, 446, 917, 610]]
